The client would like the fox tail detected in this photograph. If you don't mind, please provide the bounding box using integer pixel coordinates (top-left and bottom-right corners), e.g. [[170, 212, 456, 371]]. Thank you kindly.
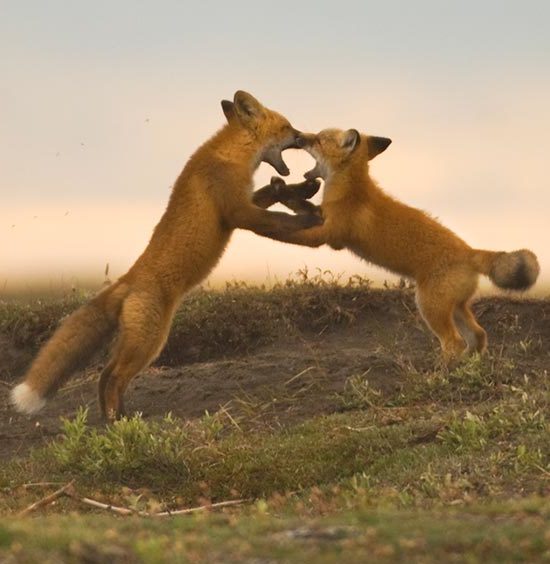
[[470, 248, 539, 291], [11, 281, 129, 414]]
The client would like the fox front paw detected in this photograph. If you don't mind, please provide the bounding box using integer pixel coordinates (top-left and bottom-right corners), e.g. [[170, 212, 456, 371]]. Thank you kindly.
[[291, 178, 321, 200], [296, 213, 324, 229], [270, 176, 321, 202], [269, 176, 288, 199]]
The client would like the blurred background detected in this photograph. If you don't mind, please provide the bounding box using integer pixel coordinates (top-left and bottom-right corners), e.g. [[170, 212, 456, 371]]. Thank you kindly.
[[1, 0, 549, 296]]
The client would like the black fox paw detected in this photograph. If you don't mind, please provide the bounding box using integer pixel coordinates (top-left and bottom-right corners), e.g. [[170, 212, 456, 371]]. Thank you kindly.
[[292, 178, 321, 200], [297, 213, 323, 229], [270, 176, 286, 192], [270, 176, 321, 202]]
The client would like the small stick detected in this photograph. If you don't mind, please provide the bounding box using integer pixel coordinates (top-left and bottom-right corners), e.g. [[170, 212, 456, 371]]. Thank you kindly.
[[70, 495, 135, 516], [284, 366, 315, 386], [343, 425, 375, 432], [534, 464, 550, 478], [66, 492, 247, 517], [17, 480, 75, 517], [21, 482, 64, 489], [155, 498, 246, 517]]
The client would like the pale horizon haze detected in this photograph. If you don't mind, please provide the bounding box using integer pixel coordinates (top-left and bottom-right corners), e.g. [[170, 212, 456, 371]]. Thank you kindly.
[[1, 1, 549, 295]]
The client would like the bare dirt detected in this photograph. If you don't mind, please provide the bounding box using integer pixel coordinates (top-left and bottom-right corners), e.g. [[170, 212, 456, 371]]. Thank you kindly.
[[1, 295, 549, 462]]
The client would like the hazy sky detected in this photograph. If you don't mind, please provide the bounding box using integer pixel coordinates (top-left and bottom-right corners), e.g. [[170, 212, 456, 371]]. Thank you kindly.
[[1, 1, 549, 293]]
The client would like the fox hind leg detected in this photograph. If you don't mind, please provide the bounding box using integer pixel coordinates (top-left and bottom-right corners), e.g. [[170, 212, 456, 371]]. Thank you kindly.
[[416, 285, 467, 364], [98, 292, 174, 421], [453, 301, 487, 354], [98, 359, 115, 418]]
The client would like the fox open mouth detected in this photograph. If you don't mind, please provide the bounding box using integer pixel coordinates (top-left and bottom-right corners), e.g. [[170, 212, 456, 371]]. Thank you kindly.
[[262, 133, 306, 177], [304, 161, 324, 180], [262, 146, 290, 176]]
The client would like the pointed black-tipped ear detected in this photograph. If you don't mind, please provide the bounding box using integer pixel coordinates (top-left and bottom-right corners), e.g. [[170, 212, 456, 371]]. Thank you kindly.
[[233, 90, 266, 125], [221, 100, 235, 123], [340, 129, 361, 155], [367, 136, 392, 160]]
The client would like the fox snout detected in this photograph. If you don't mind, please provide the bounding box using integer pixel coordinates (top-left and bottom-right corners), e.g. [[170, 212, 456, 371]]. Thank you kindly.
[[285, 130, 308, 150], [294, 136, 306, 149], [294, 132, 316, 149]]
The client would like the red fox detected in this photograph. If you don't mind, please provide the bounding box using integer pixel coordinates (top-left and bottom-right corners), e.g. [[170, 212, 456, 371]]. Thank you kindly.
[[264, 128, 539, 362], [11, 91, 321, 420]]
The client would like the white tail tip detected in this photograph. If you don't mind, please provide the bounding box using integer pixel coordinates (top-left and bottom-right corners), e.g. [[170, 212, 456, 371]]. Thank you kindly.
[[11, 383, 46, 414]]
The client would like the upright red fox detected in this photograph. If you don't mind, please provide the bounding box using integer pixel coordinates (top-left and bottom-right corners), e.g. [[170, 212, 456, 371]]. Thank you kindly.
[[266, 128, 539, 362], [11, 91, 321, 420]]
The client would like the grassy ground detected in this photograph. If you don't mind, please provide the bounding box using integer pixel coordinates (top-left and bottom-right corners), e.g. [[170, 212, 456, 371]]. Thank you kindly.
[[1, 275, 549, 562]]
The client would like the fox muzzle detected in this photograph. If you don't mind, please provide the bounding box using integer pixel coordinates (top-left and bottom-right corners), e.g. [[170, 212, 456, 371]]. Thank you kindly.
[[285, 130, 308, 150]]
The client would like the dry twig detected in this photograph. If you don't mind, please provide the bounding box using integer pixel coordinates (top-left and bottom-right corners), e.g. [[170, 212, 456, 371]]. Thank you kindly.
[[155, 499, 246, 516], [64, 490, 247, 517], [16, 480, 247, 518], [21, 482, 65, 489], [17, 480, 75, 517]]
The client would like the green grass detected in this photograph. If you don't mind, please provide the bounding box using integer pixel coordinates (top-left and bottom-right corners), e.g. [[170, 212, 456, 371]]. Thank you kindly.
[[3, 359, 550, 560], [2, 368, 549, 505]]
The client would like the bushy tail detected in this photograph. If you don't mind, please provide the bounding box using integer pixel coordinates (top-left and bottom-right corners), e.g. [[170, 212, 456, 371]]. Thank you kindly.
[[471, 248, 540, 291], [11, 281, 129, 414]]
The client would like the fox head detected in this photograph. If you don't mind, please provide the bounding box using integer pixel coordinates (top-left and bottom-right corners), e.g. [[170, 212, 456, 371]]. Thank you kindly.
[[221, 91, 305, 176], [300, 129, 392, 180]]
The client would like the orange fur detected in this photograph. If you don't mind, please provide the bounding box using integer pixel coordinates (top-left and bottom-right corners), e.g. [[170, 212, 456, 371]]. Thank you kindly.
[[11, 91, 321, 420], [270, 128, 539, 362]]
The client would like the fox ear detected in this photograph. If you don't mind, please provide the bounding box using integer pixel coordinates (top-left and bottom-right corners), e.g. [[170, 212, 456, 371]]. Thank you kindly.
[[233, 90, 266, 125], [340, 129, 361, 154], [221, 100, 235, 123], [367, 136, 392, 160]]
